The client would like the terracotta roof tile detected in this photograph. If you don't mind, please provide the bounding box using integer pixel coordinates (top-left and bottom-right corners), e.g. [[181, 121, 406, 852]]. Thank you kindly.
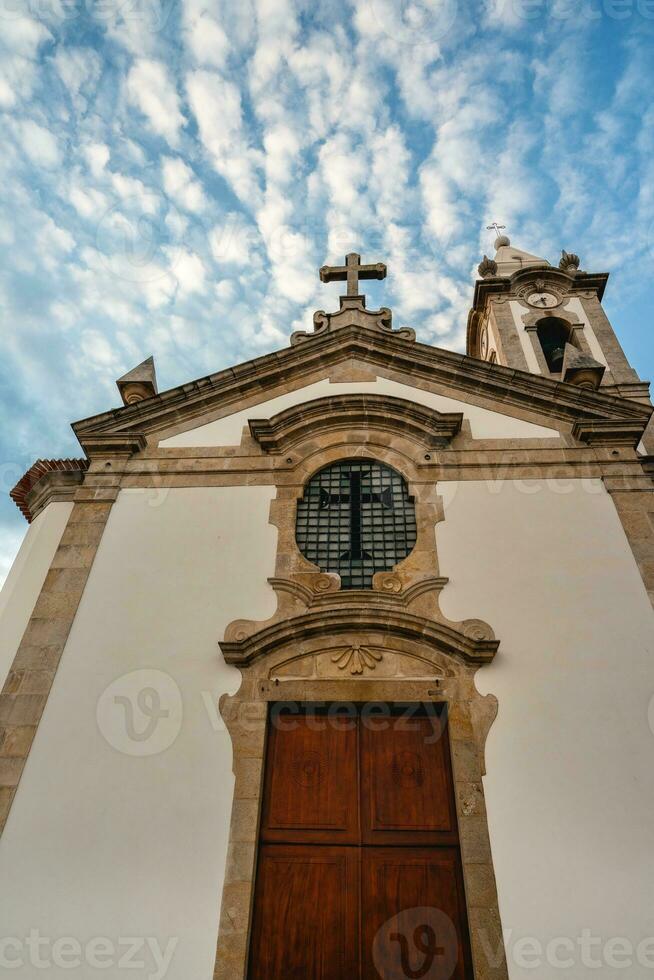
[[10, 458, 88, 523]]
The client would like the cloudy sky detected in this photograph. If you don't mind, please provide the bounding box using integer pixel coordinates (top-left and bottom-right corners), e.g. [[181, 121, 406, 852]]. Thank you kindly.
[[1, 0, 653, 582]]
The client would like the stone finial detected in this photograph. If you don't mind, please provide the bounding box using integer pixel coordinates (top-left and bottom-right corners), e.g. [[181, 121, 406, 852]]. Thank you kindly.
[[478, 255, 498, 279], [494, 234, 510, 249], [559, 250, 580, 273], [116, 356, 158, 406]]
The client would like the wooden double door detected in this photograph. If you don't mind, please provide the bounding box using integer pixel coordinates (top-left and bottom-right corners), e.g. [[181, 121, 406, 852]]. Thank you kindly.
[[248, 703, 473, 979]]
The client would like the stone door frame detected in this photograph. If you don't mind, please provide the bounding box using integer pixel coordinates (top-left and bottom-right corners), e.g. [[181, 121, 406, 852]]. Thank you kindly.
[[213, 621, 508, 980]]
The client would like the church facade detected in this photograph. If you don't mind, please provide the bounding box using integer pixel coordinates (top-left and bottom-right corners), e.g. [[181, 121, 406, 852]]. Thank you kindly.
[[1, 237, 653, 979]]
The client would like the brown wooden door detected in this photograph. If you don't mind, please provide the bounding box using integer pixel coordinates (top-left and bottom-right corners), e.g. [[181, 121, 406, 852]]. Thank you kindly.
[[248, 703, 472, 979], [248, 845, 360, 980]]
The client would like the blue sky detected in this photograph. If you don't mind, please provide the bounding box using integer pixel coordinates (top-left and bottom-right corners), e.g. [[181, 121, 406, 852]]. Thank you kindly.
[[1, 0, 653, 582]]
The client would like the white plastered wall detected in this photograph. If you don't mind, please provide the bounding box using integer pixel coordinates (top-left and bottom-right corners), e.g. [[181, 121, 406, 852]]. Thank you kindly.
[[438, 480, 654, 978], [0, 487, 277, 979], [3, 468, 654, 978], [160, 377, 559, 446], [0, 502, 73, 690]]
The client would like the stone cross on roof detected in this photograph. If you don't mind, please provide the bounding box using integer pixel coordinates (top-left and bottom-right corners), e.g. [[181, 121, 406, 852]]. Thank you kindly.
[[319, 252, 387, 297]]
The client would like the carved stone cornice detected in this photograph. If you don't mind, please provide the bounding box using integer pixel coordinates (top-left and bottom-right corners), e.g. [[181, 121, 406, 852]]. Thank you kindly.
[[249, 394, 463, 452], [10, 459, 88, 523], [76, 432, 147, 459], [601, 382, 652, 405], [471, 267, 608, 316], [290, 295, 415, 345], [72, 324, 652, 450], [572, 419, 647, 447], [219, 603, 498, 667]]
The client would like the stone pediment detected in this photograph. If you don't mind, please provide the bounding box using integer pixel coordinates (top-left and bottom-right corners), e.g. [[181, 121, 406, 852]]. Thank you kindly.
[[71, 323, 652, 455], [248, 394, 463, 452]]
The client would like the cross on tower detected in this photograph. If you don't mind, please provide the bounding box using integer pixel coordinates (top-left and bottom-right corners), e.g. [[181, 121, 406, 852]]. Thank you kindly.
[[320, 473, 393, 561], [319, 253, 387, 297], [486, 222, 506, 238]]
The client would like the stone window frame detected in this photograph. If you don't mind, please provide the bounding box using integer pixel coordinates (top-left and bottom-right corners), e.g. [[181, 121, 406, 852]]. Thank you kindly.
[[211, 434, 508, 980]]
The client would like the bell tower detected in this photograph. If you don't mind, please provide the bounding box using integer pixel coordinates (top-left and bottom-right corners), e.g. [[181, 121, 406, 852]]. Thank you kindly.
[[467, 234, 646, 398]]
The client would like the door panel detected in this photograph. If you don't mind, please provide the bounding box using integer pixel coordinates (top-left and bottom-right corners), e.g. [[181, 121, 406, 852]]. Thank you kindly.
[[360, 708, 457, 845], [248, 704, 473, 980], [248, 844, 359, 980], [361, 847, 472, 980], [260, 708, 359, 844]]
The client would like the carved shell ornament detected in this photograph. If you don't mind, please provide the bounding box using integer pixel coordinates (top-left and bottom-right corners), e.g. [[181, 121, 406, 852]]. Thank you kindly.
[[332, 644, 383, 675]]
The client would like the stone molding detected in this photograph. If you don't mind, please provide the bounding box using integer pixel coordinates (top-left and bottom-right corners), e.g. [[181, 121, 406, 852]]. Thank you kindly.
[[573, 419, 647, 447], [248, 394, 463, 452], [601, 381, 651, 404], [70, 325, 650, 453], [10, 459, 88, 523], [0, 500, 113, 836], [290, 294, 416, 345], [220, 596, 499, 668], [77, 432, 148, 459]]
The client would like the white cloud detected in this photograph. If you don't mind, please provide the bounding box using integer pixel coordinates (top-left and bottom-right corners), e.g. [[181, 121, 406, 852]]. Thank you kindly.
[[210, 214, 258, 265], [37, 215, 75, 260], [69, 184, 110, 221], [370, 125, 412, 223], [83, 142, 110, 178], [0, 16, 51, 57], [110, 171, 150, 202], [183, 11, 230, 67], [53, 47, 102, 110], [215, 279, 236, 301], [0, 76, 16, 108], [171, 248, 207, 296], [162, 157, 206, 213], [126, 59, 185, 146], [263, 124, 302, 184], [420, 165, 463, 244], [19, 120, 60, 168], [186, 69, 262, 206], [80, 329, 120, 369]]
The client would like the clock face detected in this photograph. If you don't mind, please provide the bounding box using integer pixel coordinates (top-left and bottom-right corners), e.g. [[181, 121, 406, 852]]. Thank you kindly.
[[527, 291, 559, 309]]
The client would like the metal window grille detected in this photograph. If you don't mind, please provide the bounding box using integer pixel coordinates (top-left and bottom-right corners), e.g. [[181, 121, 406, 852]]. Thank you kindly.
[[296, 460, 417, 590]]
